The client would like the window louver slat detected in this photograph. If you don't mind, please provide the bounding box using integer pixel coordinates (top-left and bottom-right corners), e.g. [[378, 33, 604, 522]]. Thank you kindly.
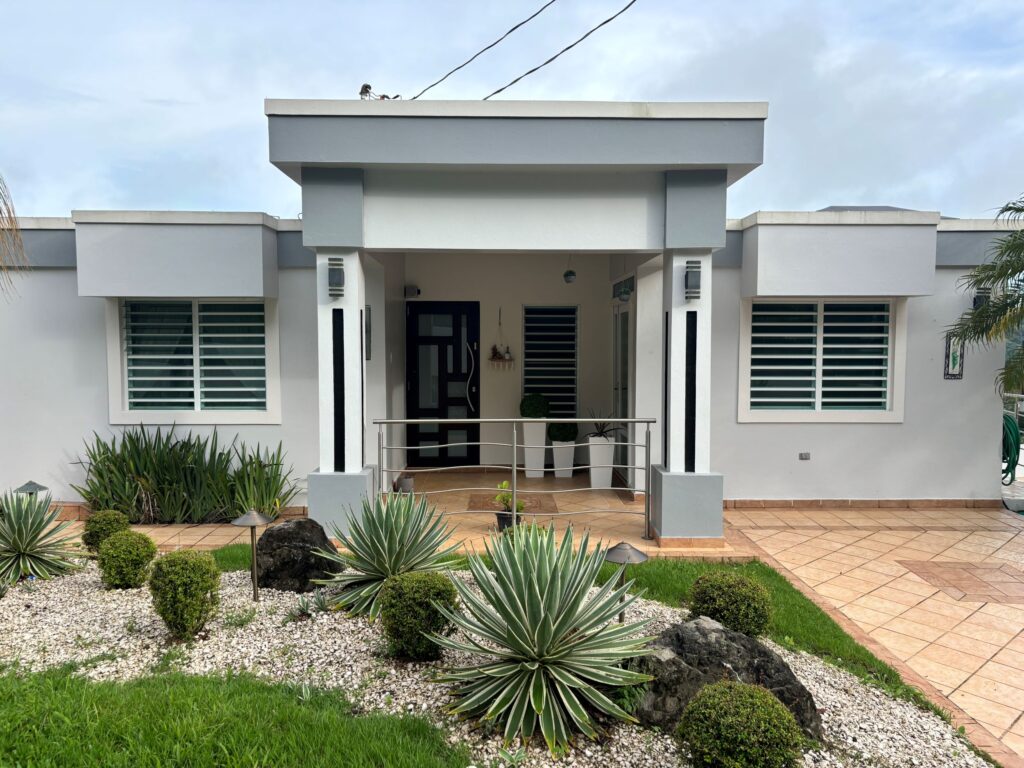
[[199, 302, 267, 411], [124, 300, 196, 410], [750, 302, 817, 410], [523, 306, 578, 417]]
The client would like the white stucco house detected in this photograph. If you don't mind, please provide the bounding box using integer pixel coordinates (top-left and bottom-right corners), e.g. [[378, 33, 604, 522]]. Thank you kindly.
[[1, 99, 1014, 546]]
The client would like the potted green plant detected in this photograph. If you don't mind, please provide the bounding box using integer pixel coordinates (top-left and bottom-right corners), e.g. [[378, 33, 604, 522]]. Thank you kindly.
[[519, 393, 550, 478], [587, 411, 621, 489], [548, 422, 578, 479], [494, 480, 524, 531]]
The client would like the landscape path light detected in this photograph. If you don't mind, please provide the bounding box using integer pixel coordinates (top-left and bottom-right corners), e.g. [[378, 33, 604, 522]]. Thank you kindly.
[[232, 509, 273, 601], [603, 541, 648, 624]]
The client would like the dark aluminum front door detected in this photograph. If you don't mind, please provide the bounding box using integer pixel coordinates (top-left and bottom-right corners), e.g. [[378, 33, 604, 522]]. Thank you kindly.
[[405, 302, 481, 467]]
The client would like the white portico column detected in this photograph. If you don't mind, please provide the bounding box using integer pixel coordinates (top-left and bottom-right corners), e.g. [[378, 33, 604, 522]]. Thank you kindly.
[[315, 249, 365, 473], [662, 251, 713, 473]]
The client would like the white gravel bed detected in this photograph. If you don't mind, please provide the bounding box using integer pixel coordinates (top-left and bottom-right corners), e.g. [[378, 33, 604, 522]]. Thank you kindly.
[[0, 563, 990, 768]]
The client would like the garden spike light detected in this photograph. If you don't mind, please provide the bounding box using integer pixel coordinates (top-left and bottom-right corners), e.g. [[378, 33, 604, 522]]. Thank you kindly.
[[232, 509, 273, 601]]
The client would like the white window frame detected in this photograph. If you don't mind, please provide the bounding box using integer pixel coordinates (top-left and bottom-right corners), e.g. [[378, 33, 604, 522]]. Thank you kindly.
[[105, 297, 282, 425], [737, 297, 907, 423]]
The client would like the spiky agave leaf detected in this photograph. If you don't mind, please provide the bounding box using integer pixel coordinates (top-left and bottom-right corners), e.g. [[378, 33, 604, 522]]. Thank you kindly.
[[314, 492, 461, 619], [432, 524, 653, 755], [0, 492, 80, 582]]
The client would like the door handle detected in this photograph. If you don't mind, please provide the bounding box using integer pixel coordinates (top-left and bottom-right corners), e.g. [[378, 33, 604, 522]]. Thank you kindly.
[[465, 341, 476, 414]]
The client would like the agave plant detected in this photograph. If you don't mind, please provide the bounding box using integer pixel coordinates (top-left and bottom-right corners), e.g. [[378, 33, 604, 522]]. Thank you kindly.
[[0, 492, 80, 582], [432, 524, 653, 754], [315, 492, 460, 618]]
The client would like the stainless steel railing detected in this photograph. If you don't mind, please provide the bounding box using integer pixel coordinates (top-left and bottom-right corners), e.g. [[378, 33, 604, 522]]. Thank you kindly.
[[373, 417, 656, 539]]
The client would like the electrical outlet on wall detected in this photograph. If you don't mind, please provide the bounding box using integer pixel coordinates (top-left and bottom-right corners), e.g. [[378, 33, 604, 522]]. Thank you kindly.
[[798, 452, 811, 461]]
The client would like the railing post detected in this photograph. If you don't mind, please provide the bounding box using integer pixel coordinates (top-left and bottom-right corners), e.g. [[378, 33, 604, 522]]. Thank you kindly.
[[377, 423, 385, 498], [511, 421, 518, 528], [643, 422, 653, 540]]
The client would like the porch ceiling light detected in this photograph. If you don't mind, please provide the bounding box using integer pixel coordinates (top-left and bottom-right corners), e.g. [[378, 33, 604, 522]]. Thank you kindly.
[[563, 269, 576, 284], [232, 509, 273, 601], [604, 541, 648, 624]]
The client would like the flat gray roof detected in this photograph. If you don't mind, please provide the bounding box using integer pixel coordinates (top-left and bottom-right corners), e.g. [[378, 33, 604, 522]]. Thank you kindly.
[[264, 99, 769, 120]]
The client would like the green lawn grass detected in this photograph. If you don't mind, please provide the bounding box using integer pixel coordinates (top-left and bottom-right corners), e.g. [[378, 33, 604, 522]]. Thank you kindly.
[[595, 558, 940, 715], [211, 543, 252, 572], [0, 668, 468, 768]]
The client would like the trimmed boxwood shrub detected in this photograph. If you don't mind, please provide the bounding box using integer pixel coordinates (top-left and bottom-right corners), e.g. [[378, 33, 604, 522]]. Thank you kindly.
[[379, 572, 458, 661], [82, 510, 130, 554], [148, 550, 220, 640], [519, 393, 550, 418], [98, 530, 157, 589], [689, 570, 772, 636], [547, 422, 579, 443], [677, 681, 803, 768]]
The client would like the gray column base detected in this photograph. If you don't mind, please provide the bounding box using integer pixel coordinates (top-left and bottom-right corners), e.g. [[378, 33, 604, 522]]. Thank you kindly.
[[651, 465, 724, 539], [307, 467, 374, 536]]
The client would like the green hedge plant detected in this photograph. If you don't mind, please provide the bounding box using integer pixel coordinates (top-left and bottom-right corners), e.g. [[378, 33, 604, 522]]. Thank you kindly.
[[98, 530, 157, 589], [676, 681, 803, 768], [149, 550, 220, 640], [547, 422, 578, 443], [689, 570, 772, 636], [0, 492, 78, 582], [316, 493, 460, 619], [73, 427, 298, 524], [379, 572, 458, 661], [433, 524, 653, 754], [519, 393, 550, 418], [82, 510, 130, 553]]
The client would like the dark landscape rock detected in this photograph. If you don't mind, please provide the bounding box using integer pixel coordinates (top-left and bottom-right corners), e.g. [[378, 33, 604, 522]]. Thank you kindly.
[[634, 616, 822, 739], [256, 519, 339, 592]]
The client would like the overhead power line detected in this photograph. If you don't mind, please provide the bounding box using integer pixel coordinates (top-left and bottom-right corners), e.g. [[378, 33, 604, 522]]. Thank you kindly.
[[411, 0, 559, 100], [482, 0, 639, 100]]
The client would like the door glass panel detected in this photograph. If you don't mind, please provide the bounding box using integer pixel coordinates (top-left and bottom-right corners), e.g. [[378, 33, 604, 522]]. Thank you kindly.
[[418, 314, 453, 336], [448, 405, 468, 419], [449, 430, 468, 458], [420, 440, 439, 458], [447, 381, 467, 398], [418, 346, 438, 408], [461, 316, 468, 370], [447, 345, 454, 374]]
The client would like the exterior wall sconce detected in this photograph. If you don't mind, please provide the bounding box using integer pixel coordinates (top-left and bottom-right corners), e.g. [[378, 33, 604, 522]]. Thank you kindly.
[[604, 541, 648, 623], [974, 287, 991, 311], [684, 261, 701, 300], [232, 509, 273, 601]]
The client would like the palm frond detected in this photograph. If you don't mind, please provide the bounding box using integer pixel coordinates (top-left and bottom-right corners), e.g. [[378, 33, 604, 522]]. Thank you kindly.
[[0, 174, 26, 296]]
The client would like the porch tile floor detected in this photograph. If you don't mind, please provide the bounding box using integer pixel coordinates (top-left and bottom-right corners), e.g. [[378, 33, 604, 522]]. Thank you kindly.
[[727, 504, 1024, 764]]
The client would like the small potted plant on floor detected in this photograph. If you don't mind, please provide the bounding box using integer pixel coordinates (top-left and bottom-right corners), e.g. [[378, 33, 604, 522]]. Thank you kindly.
[[494, 480, 524, 531], [519, 393, 550, 478], [548, 422, 578, 479], [587, 411, 621, 489]]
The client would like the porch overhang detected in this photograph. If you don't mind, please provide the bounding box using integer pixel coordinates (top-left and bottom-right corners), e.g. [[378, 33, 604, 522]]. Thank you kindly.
[[265, 99, 767, 185]]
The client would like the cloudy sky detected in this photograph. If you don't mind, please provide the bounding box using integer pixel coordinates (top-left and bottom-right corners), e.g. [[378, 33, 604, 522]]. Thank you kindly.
[[2, 0, 1022, 218]]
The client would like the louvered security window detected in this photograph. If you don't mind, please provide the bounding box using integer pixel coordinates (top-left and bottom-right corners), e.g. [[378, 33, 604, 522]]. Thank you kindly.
[[749, 301, 892, 412], [123, 300, 267, 412], [123, 301, 196, 410], [822, 302, 890, 410], [749, 302, 818, 410], [523, 306, 578, 417], [198, 302, 267, 411]]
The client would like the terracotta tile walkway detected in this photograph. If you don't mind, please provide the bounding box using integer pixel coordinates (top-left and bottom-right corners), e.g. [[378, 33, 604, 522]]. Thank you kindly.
[[728, 505, 1024, 763]]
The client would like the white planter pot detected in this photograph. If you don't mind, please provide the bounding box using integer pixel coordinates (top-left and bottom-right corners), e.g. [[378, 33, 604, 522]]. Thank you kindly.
[[588, 436, 615, 488], [522, 421, 547, 478], [551, 441, 575, 478]]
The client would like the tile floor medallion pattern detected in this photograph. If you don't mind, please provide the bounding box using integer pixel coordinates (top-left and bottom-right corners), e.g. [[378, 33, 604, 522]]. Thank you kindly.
[[899, 561, 1024, 603], [728, 504, 1024, 762]]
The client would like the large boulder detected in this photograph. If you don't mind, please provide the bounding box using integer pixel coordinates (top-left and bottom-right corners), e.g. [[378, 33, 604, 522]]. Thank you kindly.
[[634, 616, 822, 740], [256, 519, 339, 592]]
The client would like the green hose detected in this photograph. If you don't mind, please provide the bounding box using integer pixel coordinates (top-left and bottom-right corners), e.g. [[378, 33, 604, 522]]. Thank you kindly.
[[1003, 412, 1021, 486]]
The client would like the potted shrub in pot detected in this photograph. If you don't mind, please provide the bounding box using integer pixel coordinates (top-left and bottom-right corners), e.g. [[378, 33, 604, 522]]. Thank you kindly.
[[519, 394, 550, 478], [587, 412, 620, 489], [548, 422, 578, 479], [494, 480, 523, 531]]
